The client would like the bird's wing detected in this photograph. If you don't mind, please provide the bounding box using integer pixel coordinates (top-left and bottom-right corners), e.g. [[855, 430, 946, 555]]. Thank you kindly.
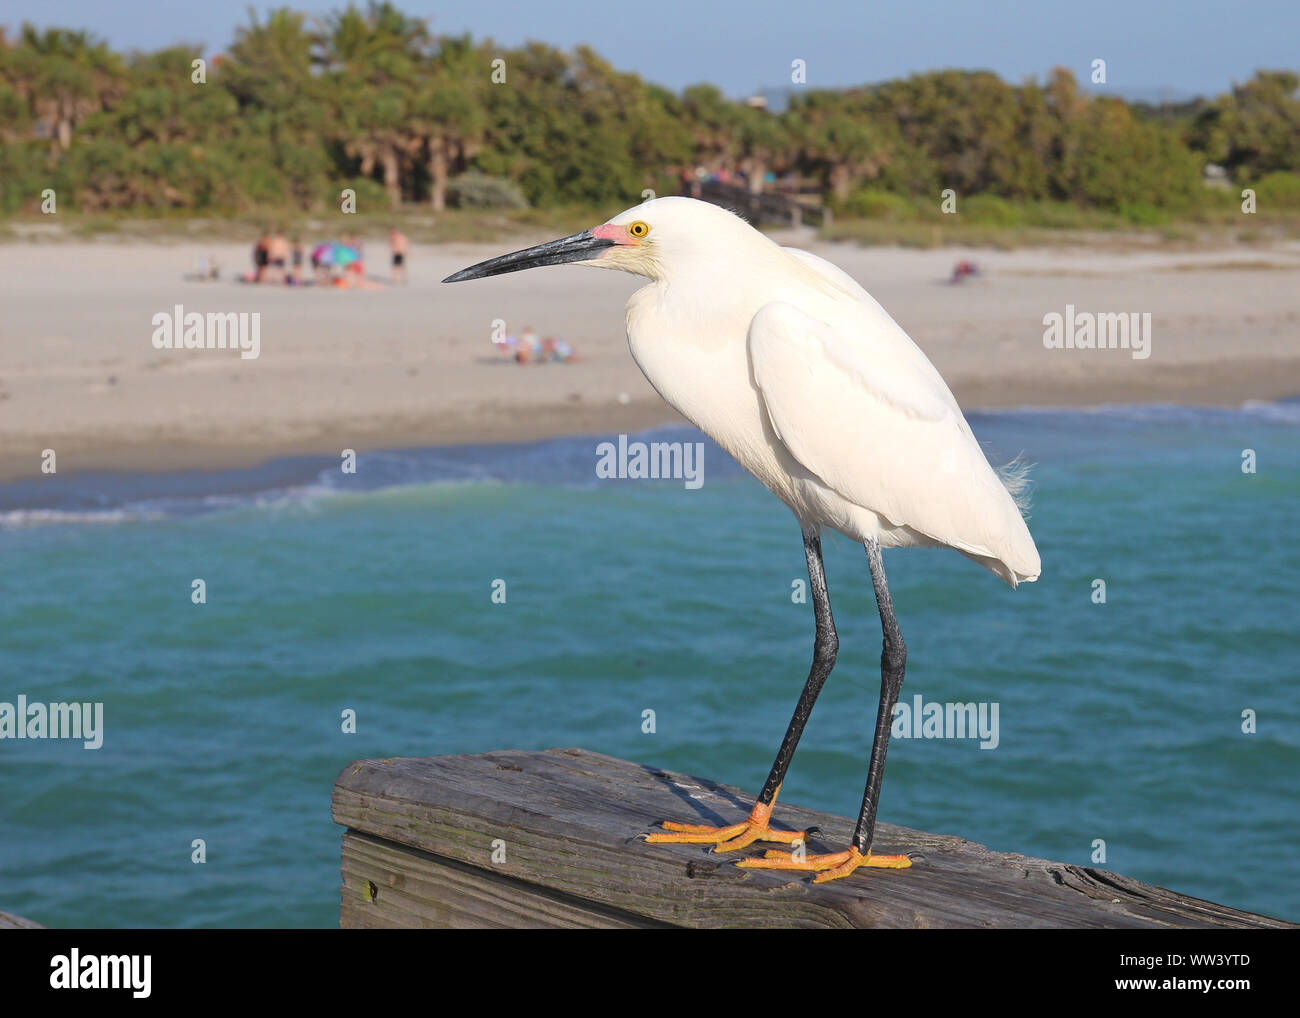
[[783, 246, 875, 302], [749, 299, 1040, 584]]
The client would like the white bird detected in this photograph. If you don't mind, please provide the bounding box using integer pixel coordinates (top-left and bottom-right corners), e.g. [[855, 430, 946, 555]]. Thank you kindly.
[[444, 197, 1040, 883]]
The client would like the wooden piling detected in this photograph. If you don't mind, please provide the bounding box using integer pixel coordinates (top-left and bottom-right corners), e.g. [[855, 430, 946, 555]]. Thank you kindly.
[[332, 747, 1295, 929], [0, 910, 43, 929]]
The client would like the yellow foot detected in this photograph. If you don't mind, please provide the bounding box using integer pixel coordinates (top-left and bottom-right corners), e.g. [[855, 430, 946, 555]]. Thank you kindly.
[[736, 844, 912, 882], [645, 794, 807, 853]]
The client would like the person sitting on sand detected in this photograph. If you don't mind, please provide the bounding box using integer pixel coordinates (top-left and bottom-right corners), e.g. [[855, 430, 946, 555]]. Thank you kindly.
[[342, 233, 364, 279], [950, 259, 979, 285], [389, 228, 409, 285], [547, 337, 577, 362], [518, 326, 543, 364], [311, 243, 330, 286], [493, 331, 516, 358]]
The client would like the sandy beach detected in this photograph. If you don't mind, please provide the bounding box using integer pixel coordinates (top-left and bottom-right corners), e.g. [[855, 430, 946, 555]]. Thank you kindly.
[[1, 233, 1297, 483]]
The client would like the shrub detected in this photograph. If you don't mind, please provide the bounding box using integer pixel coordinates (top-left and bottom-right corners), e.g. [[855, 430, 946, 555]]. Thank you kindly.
[[839, 188, 917, 220], [328, 177, 393, 212], [1251, 171, 1300, 210], [960, 194, 1023, 226], [1117, 201, 1171, 225], [447, 172, 528, 209]]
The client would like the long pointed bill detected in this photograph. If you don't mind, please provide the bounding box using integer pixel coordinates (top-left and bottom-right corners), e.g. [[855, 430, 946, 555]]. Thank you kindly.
[[442, 230, 615, 283]]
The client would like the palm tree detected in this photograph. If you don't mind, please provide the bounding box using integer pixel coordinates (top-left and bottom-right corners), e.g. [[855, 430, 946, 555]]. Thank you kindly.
[[788, 91, 889, 201], [735, 104, 788, 195], [315, 1, 428, 205], [413, 34, 488, 210], [10, 25, 123, 153], [682, 83, 742, 176], [0, 30, 35, 140], [225, 8, 316, 110]]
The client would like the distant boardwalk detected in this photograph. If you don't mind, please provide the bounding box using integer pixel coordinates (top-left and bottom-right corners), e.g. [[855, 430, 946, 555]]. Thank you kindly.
[[685, 180, 829, 228]]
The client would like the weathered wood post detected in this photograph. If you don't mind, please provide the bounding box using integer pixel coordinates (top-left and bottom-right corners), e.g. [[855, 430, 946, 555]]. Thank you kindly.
[[0, 910, 43, 929], [332, 747, 1295, 929]]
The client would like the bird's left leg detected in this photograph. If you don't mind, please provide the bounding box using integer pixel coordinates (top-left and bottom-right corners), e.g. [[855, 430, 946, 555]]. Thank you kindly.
[[646, 530, 835, 852], [739, 538, 913, 880]]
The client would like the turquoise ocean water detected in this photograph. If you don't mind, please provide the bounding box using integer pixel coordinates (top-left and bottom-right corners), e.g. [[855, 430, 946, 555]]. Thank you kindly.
[[0, 402, 1296, 927]]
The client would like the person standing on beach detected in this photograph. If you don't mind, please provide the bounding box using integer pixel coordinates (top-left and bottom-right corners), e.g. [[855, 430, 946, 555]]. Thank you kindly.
[[267, 231, 290, 284], [389, 228, 409, 285], [252, 232, 270, 283]]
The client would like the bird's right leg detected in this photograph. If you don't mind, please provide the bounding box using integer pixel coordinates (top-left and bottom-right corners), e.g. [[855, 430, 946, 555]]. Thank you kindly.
[[645, 530, 836, 852]]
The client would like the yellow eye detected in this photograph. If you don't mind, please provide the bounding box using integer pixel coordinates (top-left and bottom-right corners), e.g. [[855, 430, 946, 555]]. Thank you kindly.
[[628, 220, 650, 239]]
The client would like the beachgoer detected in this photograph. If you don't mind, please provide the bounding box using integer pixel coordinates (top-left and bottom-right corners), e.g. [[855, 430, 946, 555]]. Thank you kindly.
[[514, 329, 535, 364], [267, 231, 290, 284], [519, 326, 540, 364], [950, 260, 979, 285], [342, 233, 363, 278], [253, 232, 270, 283], [389, 228, 409, 285], [310, 242, 330, 285]]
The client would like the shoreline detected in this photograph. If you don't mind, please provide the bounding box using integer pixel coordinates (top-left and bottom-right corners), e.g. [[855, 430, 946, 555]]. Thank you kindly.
[[0, 396, 679, 485], [3, 382, 1297, 489], [3, 237, 1298, 486]]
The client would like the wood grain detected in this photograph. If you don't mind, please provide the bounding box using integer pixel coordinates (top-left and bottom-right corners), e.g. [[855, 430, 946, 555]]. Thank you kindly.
[[0, 910, 43, 929], [332, 747, 1295, 929]]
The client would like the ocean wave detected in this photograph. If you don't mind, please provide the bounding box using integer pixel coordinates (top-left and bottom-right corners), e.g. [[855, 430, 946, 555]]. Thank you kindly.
[[1240, 398, 1300, 424], [1, 401, 1294, 529], [0, 507, 166, 529], [977, 396, 1300, 425]]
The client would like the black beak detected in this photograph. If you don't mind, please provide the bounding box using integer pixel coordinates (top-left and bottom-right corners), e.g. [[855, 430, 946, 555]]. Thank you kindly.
[[442, 230, 615, 283]]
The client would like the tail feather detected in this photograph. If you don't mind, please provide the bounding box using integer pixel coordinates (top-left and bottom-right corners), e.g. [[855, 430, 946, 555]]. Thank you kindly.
[[997, 453, 1034, 519]]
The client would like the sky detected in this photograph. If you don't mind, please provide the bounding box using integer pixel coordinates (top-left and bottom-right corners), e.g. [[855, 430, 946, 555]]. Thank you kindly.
[[5, 0, 1296, 101]]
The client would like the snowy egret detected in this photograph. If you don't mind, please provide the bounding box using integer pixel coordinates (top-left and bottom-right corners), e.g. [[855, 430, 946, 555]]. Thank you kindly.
[[444, 197, 1040, 883]]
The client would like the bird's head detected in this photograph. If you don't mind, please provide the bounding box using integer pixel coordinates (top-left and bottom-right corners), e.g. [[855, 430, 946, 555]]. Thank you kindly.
[[442, 197, 753, 285]]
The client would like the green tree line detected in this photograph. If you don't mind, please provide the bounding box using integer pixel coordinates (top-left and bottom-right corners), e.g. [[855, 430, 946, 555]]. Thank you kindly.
[[1, 3, 1297, 217]]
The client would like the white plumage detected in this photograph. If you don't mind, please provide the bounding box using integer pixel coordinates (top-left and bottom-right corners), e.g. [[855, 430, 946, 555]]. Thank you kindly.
[[443, 194, 1042, 879], [615, 197, 1040, 585]]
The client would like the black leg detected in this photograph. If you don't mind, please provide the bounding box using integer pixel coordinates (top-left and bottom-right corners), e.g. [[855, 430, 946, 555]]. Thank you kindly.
[[851, 538, 906, 854], [756, 529, 838, 806]]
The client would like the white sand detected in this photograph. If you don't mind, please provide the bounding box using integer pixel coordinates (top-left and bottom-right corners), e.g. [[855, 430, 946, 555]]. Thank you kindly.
[[1, 234, 1298, 482]]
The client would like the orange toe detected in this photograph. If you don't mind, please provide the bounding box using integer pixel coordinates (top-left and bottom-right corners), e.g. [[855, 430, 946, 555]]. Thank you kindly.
[[736, 844, 912, 881], [644, 820, 747, 844], [645, 793, 807, 852]]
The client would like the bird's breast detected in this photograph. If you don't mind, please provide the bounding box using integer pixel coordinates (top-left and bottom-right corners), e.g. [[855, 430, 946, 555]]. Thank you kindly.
[[625, 299, 806, 510]]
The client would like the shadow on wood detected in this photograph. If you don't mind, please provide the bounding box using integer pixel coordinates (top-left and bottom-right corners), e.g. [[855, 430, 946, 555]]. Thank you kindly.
[[332, 747, 1294, 929]]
